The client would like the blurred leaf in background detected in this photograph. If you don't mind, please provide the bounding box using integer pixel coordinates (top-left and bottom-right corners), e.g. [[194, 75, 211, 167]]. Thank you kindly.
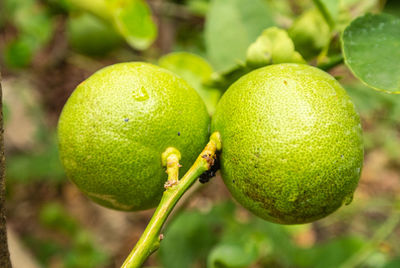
[[24, 202, 111, 268], [66, 0, 157, 51], [205, 0, 275, 71], [158, 202, 235, 268], [2, 78, 65, 183], [313, 0, 340, 28], [2, 0, 54, 68], [159, 52, 221, 114], [346, 83, 400, 163], [158, 199, 400, 268], [66, 12, 122, 57], [6, 135, 65, 183], [111, 0, 157, 50]]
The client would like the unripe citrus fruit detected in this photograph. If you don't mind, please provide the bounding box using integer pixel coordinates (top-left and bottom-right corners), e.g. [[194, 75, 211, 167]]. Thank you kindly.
[[58, 62, 210, 211], [212, 63, 363, 224]]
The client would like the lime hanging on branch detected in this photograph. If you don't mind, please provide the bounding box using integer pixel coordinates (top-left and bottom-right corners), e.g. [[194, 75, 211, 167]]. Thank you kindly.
[[57, 62, 210, 211], [212, 63, 364, 224]]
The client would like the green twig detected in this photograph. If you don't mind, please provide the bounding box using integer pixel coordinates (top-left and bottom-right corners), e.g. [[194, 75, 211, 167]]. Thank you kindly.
[[317, 54, 344, 71], [312, 0, 334, 29], [67, 0, 111, 20], [121, 132, 222, 268]]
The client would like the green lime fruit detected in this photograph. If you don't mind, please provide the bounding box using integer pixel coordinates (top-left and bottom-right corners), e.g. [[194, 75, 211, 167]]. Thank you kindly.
[[58, 62, 210, 211], [212, 63, 363, 224]]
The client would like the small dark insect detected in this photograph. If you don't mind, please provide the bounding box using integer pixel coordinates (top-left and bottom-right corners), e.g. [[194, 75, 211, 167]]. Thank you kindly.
[[124, 118, 129, 122], [178, 132, 181, 136], [199, 155, 220, 184]]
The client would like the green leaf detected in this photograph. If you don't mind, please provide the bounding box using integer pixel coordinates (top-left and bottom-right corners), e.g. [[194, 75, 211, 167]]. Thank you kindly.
[[111, 0, 157, 50], [67, 12, 122, 56], [346, 83, 400, 123], [207, 243, 258, 268], [186, 0, 210, 16], [210, 26, 306, 92], [37, 202, 110, 267], [209, 26, 306, 91], [246, 27, 305, 67], [68, 0, 157, 50], [158, 52, 221, 114], [383, 257, 400, 268], [6, 136, 65, 182], [2, 0, 54, 68], [158, 203, 236, 268], [342, 13, 400, 93], [295, 236, 366, 268], [205, 0, 274, 71], [3, 37, 33, 69], [14, 8, 54, 47], [39, 203, 79, 235]]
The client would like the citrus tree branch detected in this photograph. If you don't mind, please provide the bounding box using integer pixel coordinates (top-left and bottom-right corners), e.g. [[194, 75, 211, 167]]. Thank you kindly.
[[0, 73, 12, 267], [67, 0, 111, 20], [121, 132, 222, 268], [317, 54, 344, 71]]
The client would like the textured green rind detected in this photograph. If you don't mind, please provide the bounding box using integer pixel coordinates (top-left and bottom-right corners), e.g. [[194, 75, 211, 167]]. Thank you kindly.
[[58, 62, 210, 211], [212, 63, 363, 224]]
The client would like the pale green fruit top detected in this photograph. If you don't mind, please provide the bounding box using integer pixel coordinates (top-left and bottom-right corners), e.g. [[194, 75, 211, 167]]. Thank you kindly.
[[212, 63, 363, 224], [58, 62, 210, 211]]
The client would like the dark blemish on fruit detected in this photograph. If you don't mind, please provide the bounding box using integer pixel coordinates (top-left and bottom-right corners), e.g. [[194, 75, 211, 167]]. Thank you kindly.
[[283, 80, 288, 85], [232, 180, 235, 183], [341, 154, 344, 158], [124, 118, 129, 122], [178, 132, 181, 136]]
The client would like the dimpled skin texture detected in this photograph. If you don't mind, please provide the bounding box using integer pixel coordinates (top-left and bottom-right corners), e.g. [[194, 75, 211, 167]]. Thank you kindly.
[[58, 62, 210, 211], [212, 64, 363, 224]]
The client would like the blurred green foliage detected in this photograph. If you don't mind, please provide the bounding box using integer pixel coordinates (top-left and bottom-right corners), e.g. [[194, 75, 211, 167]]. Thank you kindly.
[[205, 0, 275, 71], [2, 0, 54, 68], [66, 13, 122, 57], [23, 202, 110, 268], [6, 135, 65, 183], [159, 52, 221, 114], [66, 0, 157, 50], [159, 201, 400, 268], [346, 84, 400, 163]]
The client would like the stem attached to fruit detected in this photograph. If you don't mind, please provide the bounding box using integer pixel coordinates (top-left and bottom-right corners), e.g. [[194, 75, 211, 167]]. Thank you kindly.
[[161, 147, 182, 189], [121, 132, 222, 268], [317, 54, 344, 71]]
